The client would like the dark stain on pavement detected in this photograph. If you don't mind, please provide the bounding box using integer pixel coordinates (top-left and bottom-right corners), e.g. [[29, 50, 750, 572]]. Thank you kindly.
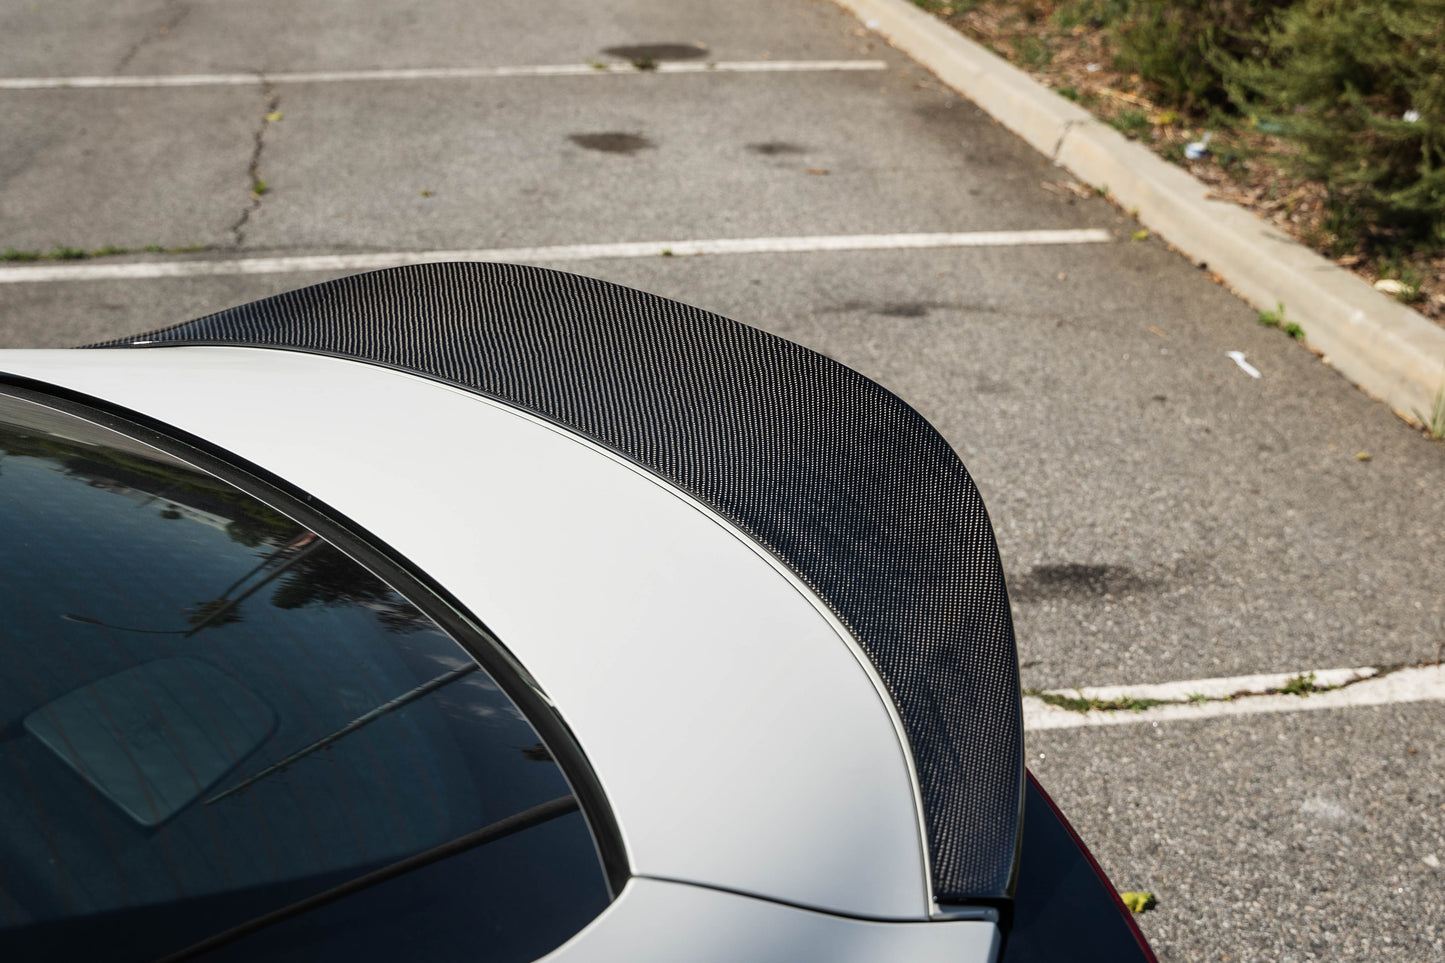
[[747, 141, 807, 156], [875, 302, 933, 318], [836, 299, 979, 318], [1009, 563, 1157, 602], [603, 43, 709, 62], [568, 132, 654, 155]]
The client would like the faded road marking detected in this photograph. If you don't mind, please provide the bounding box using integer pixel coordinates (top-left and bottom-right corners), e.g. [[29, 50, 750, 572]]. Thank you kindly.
[[0, 230, 1115, 283], [0, 60, 888, 90], [1025, 664, 1445, 730]]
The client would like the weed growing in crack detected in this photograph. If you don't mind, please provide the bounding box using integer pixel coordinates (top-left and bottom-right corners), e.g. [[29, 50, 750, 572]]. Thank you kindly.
[[233, 87, 279, 245], [1033, 691, 1169, 713], [1119, 891, 1157, 913], [1413, 380, 1445, 440], [1256, 301, 1305, 339], [3, 243, 210, 262], [1277, 672, 1334, 696]]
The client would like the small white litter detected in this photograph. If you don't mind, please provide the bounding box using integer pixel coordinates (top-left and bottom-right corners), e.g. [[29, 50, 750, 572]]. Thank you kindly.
[[1374, 278, 1409, 295], [1184, 132, 1212, 160], [1226, 350, 1261, 378]]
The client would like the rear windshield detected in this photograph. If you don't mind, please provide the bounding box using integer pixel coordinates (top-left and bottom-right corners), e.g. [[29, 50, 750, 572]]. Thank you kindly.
[[0, 390, 609, 962]]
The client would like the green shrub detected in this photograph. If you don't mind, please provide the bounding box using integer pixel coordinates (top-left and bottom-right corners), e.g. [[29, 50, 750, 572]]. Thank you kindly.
[[1220, 0, 1445, 245], [1110, 0, 1291, 115]]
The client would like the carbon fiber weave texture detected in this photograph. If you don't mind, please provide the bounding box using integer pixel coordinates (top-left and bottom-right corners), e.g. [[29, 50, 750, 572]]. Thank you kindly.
[[101, 262, 1023, 901]]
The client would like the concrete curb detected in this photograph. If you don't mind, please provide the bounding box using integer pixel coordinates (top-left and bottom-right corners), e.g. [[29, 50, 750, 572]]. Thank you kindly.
[[833, 0, 1445, 426]]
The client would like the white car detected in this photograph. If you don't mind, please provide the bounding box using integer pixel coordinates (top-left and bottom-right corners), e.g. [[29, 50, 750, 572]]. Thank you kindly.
[[0, 264, 1155, 962]]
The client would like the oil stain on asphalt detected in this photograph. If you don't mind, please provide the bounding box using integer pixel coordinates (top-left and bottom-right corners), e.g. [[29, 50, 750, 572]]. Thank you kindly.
[[1009, 563, 1156, 601], [747, 142, 808, 156], [602, 43, 709, 61], [836, 299, 960, 318], [568, 132, 654, 155]]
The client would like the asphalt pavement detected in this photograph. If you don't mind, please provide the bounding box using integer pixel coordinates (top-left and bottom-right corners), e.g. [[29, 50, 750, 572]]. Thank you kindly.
[[2, 0, 1442, 959]]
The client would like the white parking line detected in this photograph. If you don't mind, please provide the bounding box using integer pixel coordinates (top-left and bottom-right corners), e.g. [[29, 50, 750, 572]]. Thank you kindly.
[[1024, 663, 1445, 730], [0, 230, 1114, 283], [0, 61, 888, 90]]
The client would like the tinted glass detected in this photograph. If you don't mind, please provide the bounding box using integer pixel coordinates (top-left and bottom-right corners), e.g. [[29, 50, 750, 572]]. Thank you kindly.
[[0, 392, 609, 961]]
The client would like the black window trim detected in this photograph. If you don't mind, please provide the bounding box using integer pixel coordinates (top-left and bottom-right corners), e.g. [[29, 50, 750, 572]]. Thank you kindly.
[[0, 373, 632, 902]]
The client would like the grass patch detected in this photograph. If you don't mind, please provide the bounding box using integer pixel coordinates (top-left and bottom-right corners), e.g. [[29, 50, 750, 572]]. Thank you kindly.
[[912, 0, 980, 14], [1109, 108, 1153, 140], [1012, 35, 1053, 68]]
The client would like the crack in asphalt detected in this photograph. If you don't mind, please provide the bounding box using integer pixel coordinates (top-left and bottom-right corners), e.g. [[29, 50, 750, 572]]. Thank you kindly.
[[1049, 118, 1079, 161], [115, 0, 191, 72], [231, 85, 279, 247]]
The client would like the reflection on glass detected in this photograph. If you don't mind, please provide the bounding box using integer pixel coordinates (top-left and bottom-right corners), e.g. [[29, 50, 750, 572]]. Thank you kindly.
[[0, 394, 608, 962]]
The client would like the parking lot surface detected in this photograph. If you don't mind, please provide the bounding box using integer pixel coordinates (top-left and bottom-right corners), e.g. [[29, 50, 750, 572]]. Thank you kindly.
[[2, 1, 1442, 959]]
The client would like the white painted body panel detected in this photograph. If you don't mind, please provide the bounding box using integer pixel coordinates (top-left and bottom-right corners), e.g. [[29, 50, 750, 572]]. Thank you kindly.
[[543, 877, 998, 963], [1, 348, 931, 919]]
